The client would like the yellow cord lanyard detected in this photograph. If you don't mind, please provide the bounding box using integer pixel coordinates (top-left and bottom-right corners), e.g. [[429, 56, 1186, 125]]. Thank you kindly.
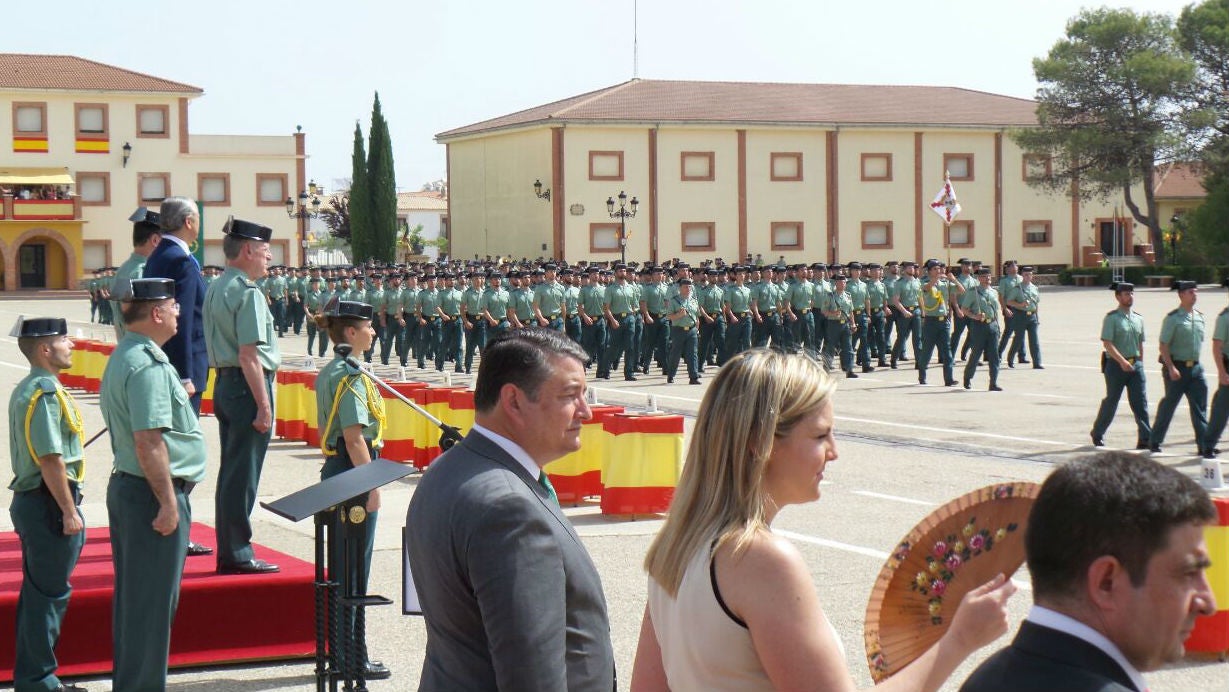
[[25, 383, 85, 480], [320, 373, 386, 457], [921, 285, 946, 313]]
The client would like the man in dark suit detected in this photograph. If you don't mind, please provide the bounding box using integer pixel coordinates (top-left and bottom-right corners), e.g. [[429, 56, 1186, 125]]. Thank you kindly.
[[406, 328, 615, 692], [960, 451, 1216, 692], [144, 196, 212, 557], [144, 197, 209, 415]]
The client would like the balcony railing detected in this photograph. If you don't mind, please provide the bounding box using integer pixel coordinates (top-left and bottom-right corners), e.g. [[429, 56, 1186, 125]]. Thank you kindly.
[[0, 195, 82, 221]]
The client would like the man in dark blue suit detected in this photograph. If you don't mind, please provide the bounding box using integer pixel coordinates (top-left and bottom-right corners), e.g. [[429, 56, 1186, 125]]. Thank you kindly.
[[143, 196, 212, 557], [960, 451, 1216, 692]]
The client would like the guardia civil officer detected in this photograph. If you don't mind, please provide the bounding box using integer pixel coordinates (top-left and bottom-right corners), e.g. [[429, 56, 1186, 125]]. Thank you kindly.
[[1149, 280, 1209, 455], [110, 207, 162, 341], [203, 218, 281, 574], [959, 267, 1003, 391], [1090, 282, 1150, 449], [314, 299, 391, 680], [102, 278, 207, 692], [1202, 278, 1229, 459], [663, 278, 701, 384], [8, 317, 87, 692], [917, 259, 961, 386]]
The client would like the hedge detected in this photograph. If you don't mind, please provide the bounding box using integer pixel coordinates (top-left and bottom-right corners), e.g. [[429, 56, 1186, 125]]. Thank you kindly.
[[1058, 265, 1229, 286]]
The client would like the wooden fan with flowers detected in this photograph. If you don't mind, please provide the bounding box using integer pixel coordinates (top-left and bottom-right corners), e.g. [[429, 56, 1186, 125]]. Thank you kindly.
[[864, 481, 1039, 682]]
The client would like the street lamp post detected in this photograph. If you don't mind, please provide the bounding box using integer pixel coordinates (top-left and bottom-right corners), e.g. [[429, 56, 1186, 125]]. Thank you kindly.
[[1168, 214, 1183, 265], [286, 180, 323, 265], [606, 190, 639, 265]]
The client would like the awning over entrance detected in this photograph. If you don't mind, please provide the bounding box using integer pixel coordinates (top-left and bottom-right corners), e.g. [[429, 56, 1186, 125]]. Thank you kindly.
[[0, 167, 75, 186]]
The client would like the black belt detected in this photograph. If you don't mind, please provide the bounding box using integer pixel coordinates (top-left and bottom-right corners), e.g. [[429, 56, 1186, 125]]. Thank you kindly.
[[675, 325, 694, 331], [113, 470, 196, 495], [1177, 360, 1199, 368], [652, 313, 667, 319], [217, 366, 273, 380], [735, 311, 751, 317], [924, 315, 947, 322], [20, 479, 83, 506], [796, 308, 810, 313]]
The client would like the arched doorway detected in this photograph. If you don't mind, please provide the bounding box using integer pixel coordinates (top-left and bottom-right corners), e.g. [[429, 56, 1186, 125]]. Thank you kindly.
[[16, 235, 68, 289]]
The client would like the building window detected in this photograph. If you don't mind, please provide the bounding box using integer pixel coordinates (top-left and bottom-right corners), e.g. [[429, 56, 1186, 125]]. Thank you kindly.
[[256, 173, 287, 206], [680, 152, 714, 181], [861, 154, 893, 181], [771, 222, 803, 250], [13, 102, 46, 136], [944, 154, 974, 181], [681, 222, 715, 251], [861, 221, 893, 249], [198, 173, 230, 206], [75, 103, 108, 136], [76, 172, 110, 206], [138, 173, 170, 203], [589, 223, 622, 253], [770, 152, 803, 181], [1023, 220, 1052, 247], [137, 105, 170, 138], [946, 220, 974, 247], [588, 151, 624, 181], [1022, 154, 1051, 181]]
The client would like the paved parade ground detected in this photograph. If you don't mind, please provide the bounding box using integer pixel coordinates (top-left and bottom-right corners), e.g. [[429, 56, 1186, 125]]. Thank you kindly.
[[2, 286, 1227, 691]]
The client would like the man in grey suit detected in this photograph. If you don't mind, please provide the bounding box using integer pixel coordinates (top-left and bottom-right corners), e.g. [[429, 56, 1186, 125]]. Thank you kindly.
[[406, 328, 615, 691], [960, 451, 1216, 692]]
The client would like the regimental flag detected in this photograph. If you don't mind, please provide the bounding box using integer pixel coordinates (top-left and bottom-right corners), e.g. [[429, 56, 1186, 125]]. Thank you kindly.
[[929, 173, 962, 225]]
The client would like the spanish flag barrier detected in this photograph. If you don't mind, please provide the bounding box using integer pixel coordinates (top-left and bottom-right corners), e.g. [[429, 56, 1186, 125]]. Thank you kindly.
[[1187, 497, 1229, 654], [64, 343, 684, 517]]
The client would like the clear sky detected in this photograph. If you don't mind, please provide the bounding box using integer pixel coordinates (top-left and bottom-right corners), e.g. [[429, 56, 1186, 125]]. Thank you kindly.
[[15, 0, 1197, 195]]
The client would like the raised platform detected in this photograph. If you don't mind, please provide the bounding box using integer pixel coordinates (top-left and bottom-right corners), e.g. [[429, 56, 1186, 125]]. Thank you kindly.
[[0, 523, 315, 683]]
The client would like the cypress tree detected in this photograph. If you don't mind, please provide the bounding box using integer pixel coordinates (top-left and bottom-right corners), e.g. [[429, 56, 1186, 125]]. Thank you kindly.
[[348, 121, 371, 262], [367, 93, 398, 263]]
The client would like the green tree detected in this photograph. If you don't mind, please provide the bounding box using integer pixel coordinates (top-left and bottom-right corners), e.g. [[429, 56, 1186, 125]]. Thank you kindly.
[[367, 93, 398, 263], [1013, 8, 1199, 262], [348, 121, 371, 262], [1177, 0, 1229, 252]]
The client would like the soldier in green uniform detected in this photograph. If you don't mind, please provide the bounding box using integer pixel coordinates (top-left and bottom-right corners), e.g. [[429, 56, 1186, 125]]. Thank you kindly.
[[948, 258, 976, 360], [8, 316, 86, 692], [599, 264, 639, 380], [562, 268, 582, 345], [363, 273, 385, 363], [664, 278, 702, 385], [267, 265, 287, 337], [480, 271, 511, 346], [958, 267, 1003, 391], [1091, 282, 1151, 449], [97, 267, 115, 325], [532, 263, 567, 333], [783, 265, 814, 355], [751, 266, 783, 350], [397, 273, 420, 367], [698, 268, 727, 368], [890, 261, 922, 368], [1003, 265, 1042, 368], [103, 278, 207, 692], [881, 261, 899, 349], [917, 259, 961, 386], [88, 269, 101, 323], [1202, 279, 1229, 459], [459, 272, 483, 373], [578, 268, 606, 368], [866, 263, 889, 367], [821, 273, 858, 378], [996, 260, 1022, 360], [287, 267, 305, 336], [305, 275, 328, 357], [110, 208, 163, 341], [417, 274, 441, 369], [313, 298, 391, 680], [640, 266, 671, 372], [722, 266, 753, 363], [202, 218, 281, 574], [437, 273, 465, 373], [846, 262, 873, 371], [379, 272, 402, 366], [1149, 280, 1209, 455]]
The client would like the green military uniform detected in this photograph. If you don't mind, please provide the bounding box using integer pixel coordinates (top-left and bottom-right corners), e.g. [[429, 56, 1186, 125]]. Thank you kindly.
[[917, 271, 955, 386], [1092, 294, 1150, 447], [699, 278, 727, 367], [437, 283, 464, 372], [380, 282, 403, 366], [532, 279, 566, 331], [1004, 279, 1042, 367], [599, 279, 639, 380], [363, 282, 386, 363], [305, 281, 328, 357], [103, 329, 207, 692], [579, 279, 607, 368], [1203, 305, 1229, 456], [866, 275, 889, 365], [891, 273, 922, 365], [846, 273, 871, 367], [640, 279, 670, 371], [462, 281, 486, 373], [9, 361, 85, 692], [110, 252, 147, 340], [959, 279, 1002, 389], [1151, 301, 1208, 451], [563, 280, 582, 344], [751, 279, 783, 349], [822, 281, 856, 376], [398, 284, 420, 366], [722, 282, 753, 362], [417, 286, 441, 368], [665, 286, 701, 384], [203, 264, 281, 569]]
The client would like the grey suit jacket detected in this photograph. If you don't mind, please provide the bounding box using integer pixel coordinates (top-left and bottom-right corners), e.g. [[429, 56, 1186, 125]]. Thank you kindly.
[[406, 430, 615, 691], [959, 620, 1139, 692]]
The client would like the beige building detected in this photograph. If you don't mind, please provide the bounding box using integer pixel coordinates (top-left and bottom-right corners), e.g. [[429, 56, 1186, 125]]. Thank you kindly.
[[438, 79, 1150, 268], [0, 54, 307, 289]]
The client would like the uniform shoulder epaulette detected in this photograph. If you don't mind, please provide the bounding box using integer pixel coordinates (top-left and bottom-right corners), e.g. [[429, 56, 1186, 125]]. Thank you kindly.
[[142, 342, 169, 364], [36, 377, 57, 394], [1107, 309, 1118, 316], [1168, 308, 1181, 316]]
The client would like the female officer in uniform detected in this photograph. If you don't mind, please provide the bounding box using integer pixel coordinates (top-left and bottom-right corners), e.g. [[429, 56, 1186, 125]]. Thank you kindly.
[[314, 298, 390, 680]]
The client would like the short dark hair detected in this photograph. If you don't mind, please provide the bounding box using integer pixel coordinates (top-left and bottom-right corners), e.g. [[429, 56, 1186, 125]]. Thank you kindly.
[[1027, 451, 1214, 599], [133, 223, 160, 247], [473, 328, 587, 413]]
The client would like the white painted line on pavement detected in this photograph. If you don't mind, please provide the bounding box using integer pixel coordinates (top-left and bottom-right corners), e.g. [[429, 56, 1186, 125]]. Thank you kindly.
[[836, 415, 1069, 446], [1018, 392, 1078, 400], [852, 490, 935, 506]]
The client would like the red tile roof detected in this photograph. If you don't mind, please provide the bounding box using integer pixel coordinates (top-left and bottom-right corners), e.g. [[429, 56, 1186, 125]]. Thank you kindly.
[[1153, 163, 1207, 199], [437, 79, 1039, 139], [0, 54, 202, 94]]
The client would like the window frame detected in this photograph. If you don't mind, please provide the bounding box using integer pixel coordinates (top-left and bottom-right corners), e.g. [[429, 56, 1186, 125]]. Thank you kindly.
[[946, 220, 974, 248], [770, 221, 804, 251], [136, 104, 171, 139], [680, 221, 716, 252], [588, 151, 625, 181], [944, 153, 974, 181], [860, 221, 894, 249], [770, 152, 803, 182], [256, 173, 288, 207], [74, 103, 109, 138], [76, 171, 111, 206], [198, 172, 231, 206], [860, 153, 893, 182], [680, 151, 715, 182], [137, 172, 171, 204], [12, 101, 47, 137], [1022, 219, 1053, 248], [589, 222, 623, 253]]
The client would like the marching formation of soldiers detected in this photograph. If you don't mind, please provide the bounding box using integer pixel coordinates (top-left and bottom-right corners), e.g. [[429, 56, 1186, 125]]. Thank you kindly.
[[96, 255, 1046, 391]]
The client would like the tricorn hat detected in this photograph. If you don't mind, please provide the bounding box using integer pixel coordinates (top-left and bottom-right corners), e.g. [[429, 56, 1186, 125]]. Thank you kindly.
[[126, 278, 176, 301], [9, 316, 68, 338], [323, 297, 373, 320], [222, 216, 273, 242], [128, 206, 161, 228], [1171, 280, 1198, 291]]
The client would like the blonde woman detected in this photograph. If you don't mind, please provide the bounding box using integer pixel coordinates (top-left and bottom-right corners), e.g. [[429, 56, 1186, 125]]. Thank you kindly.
[[631, 349, 1015, 691]]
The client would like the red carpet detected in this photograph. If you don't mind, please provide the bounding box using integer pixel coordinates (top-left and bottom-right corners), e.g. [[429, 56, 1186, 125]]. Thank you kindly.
[[0, 523, 315, 682]]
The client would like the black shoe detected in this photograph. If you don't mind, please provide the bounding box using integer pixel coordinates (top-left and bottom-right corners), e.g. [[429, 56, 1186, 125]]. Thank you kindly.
[[1007, 360, 1015, 368], [963, 380, 971, 390], [363, 661, 391, 680], [878, 359, 889, 368], [54, 685, 88, 692], [1019, 358, 1030, 365], [989, 384, 1003, 391], [1136, 443, 1150, 450], [890, 359, 898, 370], [1203, 450, 1217, 459], [1033, 365, 1045, 370], [944, 379, 957, 387], [846, 371, 858, 379], [899, 355, 910, 362], [918, 375, 927, 385], [862, 365, 875, 373], [596, 373, 610, 380], [689, 378, 701, 385], [218, 559, 280, 575], [1150, 444, 1162, 453], [187, 541, 213, 557], [1091, 433, 1105, 447], [624, 375, 638, 381], [666, 376, 674, 384]]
